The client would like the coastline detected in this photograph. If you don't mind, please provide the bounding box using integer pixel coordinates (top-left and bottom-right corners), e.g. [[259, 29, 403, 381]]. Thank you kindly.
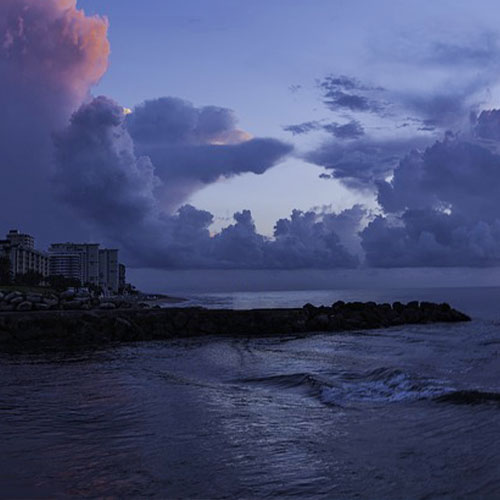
[[0, 300, 470, 349]]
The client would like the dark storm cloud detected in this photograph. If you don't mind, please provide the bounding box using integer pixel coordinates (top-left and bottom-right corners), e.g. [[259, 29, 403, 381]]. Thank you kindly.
[[53, 96, 358, 269], [377, 133, 500, 219], [272, 207, 363, 268], [361, 211, 500, 267], [127, 97, 293, 210], [53, 97, 160, 229], [126, 97, 238, 146], [307, 136, 430, 189], [362, 123, 500, 267]]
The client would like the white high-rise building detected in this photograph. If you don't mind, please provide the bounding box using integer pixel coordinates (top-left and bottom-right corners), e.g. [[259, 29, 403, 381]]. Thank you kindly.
[[99, 249, 119, 293], [0, 230, 49, 280], [48, 243, 122, 292], [48, 243, 100, 287]]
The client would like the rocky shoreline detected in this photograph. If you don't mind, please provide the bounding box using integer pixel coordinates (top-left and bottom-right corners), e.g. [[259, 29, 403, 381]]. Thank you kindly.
[[0, 289, 175, 312], [0, 299, 471, 349]]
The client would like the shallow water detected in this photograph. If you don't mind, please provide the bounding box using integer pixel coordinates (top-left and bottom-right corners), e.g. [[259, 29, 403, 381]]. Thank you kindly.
[[1, 287, 499, 498]]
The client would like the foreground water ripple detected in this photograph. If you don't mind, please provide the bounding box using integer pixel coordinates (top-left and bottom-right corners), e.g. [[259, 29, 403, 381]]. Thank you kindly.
[[1, 287, 500, 498]]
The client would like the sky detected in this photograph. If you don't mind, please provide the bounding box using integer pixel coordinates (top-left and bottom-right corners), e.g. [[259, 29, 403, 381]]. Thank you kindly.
[[2, 0, 500, 272]]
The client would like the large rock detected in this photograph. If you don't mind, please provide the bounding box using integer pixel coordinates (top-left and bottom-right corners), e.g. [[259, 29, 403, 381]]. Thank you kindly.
[[99, 302, 117, 310], [60, 290, 76, 300], [26, 294, 43, 303], [5, 291, 23, 302], [16, 301, 33, 311], [43, 298, 59, 308], [10, 296, 25, 305], [61, 301, 83, 310]]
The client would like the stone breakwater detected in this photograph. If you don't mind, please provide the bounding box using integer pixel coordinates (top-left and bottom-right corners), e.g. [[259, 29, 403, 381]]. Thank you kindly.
[[0, 300, 471, 348], [0, 289, 150, 312]]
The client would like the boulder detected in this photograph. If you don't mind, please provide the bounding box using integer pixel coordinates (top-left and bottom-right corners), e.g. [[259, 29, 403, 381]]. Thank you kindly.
[[34, 303, 50, 311], [10, 296, 25, 305], [392, 301, 404, 313], [60, 290, 76, 300], [43, 298, 59, 308], [309, 313, 330, 330], [26, 294, 43, 303], [62, 301, 83, 310], [16, 301, 33, 311], [303, 303, 317, 318], [113, 317, 135, 339], [4, 291, 22, 302], [99, 302, 117, 310]]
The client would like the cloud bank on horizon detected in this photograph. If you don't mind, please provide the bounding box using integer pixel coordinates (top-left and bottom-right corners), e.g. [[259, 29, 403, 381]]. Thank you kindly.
[[2, 0, 500, 269]]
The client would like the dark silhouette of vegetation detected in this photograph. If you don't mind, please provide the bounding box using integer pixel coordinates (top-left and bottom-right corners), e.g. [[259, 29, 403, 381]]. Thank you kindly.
[[119, 283, 138, 295], [47, 275, 81, 292], [0, 256, 11, 285], [14, 270, 44, 286], [84, 282, 103, 298]]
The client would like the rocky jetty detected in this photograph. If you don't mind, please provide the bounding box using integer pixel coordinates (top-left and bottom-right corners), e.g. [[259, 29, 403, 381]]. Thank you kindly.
[[0, 299, 471, 348], [0, 289, 151, 313]]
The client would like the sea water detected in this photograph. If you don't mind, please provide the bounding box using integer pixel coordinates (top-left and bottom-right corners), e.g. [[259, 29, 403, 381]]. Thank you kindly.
[[0, 287, 499, 498]]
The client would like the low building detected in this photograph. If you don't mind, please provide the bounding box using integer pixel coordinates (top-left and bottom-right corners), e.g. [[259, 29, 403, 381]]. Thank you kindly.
[[0, 230, 49, 281]]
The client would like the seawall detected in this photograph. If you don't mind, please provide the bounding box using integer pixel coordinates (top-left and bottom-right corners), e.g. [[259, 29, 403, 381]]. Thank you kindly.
[[0, 300, 471, 349]]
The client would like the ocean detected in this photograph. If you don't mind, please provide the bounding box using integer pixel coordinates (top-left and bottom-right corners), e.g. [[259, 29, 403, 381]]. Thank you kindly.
[[1, 286, 499, 498]]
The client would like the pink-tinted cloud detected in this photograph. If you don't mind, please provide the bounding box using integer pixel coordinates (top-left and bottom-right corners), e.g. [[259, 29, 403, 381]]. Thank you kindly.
[[0, 0, 109, 112], [0, 0, 110, 243]]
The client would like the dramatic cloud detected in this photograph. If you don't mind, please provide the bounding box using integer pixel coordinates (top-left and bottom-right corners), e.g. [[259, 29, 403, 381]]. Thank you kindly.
[[0, 0, 110, 243], [127, 97, 293, 210], [0, 2, 294, 263], [53, 96, 358, 269], [307, 136, 430, 189], [0, 0, 109, 109], [362, 211, 500, 268], [211, 208, 360, 269], [377, 132, 500, 219], [53, 97, 160, 231], [362, 123, 500, 267], [6, 1, 500, 271]]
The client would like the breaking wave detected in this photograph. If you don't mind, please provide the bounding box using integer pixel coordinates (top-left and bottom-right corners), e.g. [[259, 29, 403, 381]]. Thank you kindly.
[[240, 367, 500, 407]]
